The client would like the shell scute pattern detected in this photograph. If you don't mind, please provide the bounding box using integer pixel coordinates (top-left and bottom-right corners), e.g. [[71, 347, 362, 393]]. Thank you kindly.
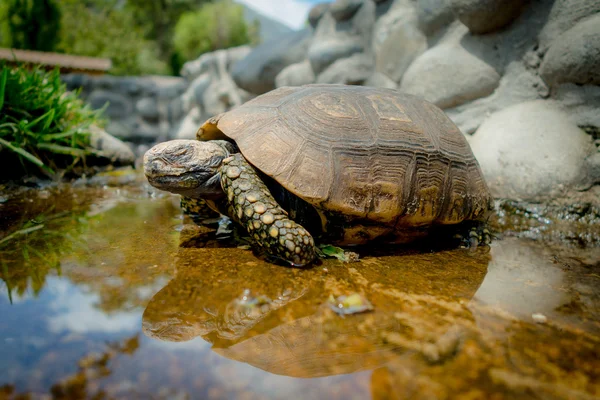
[[212, 85, 491, 228]]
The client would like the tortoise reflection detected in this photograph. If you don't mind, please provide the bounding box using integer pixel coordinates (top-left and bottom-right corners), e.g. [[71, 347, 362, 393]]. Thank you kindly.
[[142, 245, 490, 378]]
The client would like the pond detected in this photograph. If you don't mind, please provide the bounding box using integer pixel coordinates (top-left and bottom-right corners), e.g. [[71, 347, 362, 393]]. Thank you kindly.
[[0, 171, 599, 399]]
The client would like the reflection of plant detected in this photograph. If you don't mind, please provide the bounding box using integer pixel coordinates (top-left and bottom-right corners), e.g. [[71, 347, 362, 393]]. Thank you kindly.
[[0, 208, 89, 302], [0, 63, 104, 178]]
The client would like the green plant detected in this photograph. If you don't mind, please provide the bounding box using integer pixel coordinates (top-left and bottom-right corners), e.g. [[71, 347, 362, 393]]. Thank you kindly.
[[57, 0, 170, 76], [4, 0, 62, 51], [173, 0, 254, 65], [0, 63, 105, 179]]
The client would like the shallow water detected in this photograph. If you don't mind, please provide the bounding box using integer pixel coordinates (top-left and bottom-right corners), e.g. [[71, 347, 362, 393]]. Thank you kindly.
[[0, 174, 599, 399]]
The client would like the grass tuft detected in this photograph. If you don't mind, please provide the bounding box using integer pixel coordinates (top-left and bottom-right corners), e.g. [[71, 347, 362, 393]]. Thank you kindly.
[[0, 62, 106, 179]]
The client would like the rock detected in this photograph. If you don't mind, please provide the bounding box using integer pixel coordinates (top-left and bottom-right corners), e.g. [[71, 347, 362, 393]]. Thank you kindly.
[[372, 2, 427, 83], [308, 37, 365, 76], [364, 72, 397, 89], [308, 3, 330, 28], [414, 0, 455, 35], [87, 90, 132, 119], [445, 62, 548, 134], [181, 46, 252, 80], [553, 84, 600, 128], [539, 14, 600, 87], [275, 60, 316, 88], [88, 125, 135, 165], [538, 0, 600, 49], [400, 41, 501, 109], [316, 53, 374, 85], [449, 0, 525, 34], [308, 0, 375, 74], [174, 107, 204, 140], [136, 97, 159, 122], [168, 97, 185, 125], [469, 101, 595, 201], [330, 0, 364, 21], [191, 73, 213, 105], [231, 30, 311, 95]]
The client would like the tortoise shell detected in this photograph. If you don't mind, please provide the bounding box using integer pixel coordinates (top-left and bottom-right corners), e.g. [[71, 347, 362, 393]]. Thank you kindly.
[[198, 84, 491, 229]]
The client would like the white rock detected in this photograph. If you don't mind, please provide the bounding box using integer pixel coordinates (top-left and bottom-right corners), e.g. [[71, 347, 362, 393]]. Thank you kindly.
[[469, 100, 595, 201], [399, 40, 500, 109], [540, 14, 600, 87], [174, 107, 204, 140], [275, 60, 316, 88]]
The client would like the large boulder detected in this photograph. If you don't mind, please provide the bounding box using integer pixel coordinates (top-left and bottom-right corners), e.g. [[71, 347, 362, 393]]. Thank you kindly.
[[469, 101, 597, 201], [181, 46, 251, 80], [538, 0, 600, 49], [308, 0, 375, 75], [231, 30, 311, 95], [316, 53, 374, 85], [414, 0, 455, 35], [174, 107, 204, 140], [308, 2, 331, 28], [372, 2, 427, 83], [399, 40, 500, 109], [330, 0, 364, 21], [539, 14, 600, 87], [275, 60, 316, 88], [449, 0, 525, 34]]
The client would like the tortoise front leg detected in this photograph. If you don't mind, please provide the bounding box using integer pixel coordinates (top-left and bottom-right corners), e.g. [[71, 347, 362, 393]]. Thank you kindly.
[[220, 154, 316, 267]]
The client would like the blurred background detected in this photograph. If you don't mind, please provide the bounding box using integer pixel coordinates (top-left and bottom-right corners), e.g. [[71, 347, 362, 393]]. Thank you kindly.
[[0, 0, 323, 76]]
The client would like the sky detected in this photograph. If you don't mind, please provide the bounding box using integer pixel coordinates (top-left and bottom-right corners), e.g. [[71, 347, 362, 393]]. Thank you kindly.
[[235, 0, 332, 30]]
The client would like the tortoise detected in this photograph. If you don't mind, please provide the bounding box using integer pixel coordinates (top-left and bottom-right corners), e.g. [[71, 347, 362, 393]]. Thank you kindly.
[[144, 84, 492, 266]]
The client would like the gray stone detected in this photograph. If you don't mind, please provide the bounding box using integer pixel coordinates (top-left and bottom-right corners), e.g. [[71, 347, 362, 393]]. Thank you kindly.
[[275, 60, 316, 88], [469, 101, 595, 201], [181, 46, 252, 80], [540, 14, 600, 87], [231, 30, 311, 95], [450, 0, 525, 34], [136, 97, 159, 122], [190, 73, 212, 106], [308, 37, 365, 75], [445, 62, 548, 134], [414, 0, 455, 35], [399, 40, 501, 109], [539, 0, 600, 49], [308, 0, 375, 75], [372, 2, 427, 83], [330, 0, 364, 21], [364, 72, 397, 89], [308, 2, 330, 28], [87, 90, 132, 119], [317, 53, 374, 85], [174, 107, 204, 140], [88, 125, 135, 165], [168, 98, 185, 125]]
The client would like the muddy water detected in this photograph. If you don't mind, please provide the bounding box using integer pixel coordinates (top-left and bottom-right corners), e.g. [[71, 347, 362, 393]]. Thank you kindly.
[[0, 173, 599, 399]]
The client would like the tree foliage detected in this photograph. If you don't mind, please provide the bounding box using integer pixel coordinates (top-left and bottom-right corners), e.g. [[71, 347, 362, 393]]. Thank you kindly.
[[0, 0, 257, 75], [57, 0, 170, 75], [3, 0, 62, 51], [173, 0, 254, 64]]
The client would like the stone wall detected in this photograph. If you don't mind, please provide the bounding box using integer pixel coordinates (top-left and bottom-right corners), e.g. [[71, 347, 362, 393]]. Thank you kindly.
[[65, 0, 600, 204]]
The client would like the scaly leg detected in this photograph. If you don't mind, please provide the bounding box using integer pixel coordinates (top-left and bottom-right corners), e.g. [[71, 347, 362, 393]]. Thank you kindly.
[[220, 154, 316, 267]]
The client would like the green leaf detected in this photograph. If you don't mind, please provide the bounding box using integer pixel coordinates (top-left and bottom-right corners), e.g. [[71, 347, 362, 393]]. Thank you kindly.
[[36, 143, 91, 157], [0, 137, 45, 167], [318, 245, 360, 263], [0, 68, 7, 112]]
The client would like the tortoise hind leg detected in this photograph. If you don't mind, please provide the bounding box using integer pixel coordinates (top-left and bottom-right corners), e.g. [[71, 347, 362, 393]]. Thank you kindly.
[[220, 154, 316, 267]]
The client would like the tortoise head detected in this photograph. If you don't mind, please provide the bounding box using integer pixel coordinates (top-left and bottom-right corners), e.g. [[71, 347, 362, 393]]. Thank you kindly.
[[144, 139, 235, 199]]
